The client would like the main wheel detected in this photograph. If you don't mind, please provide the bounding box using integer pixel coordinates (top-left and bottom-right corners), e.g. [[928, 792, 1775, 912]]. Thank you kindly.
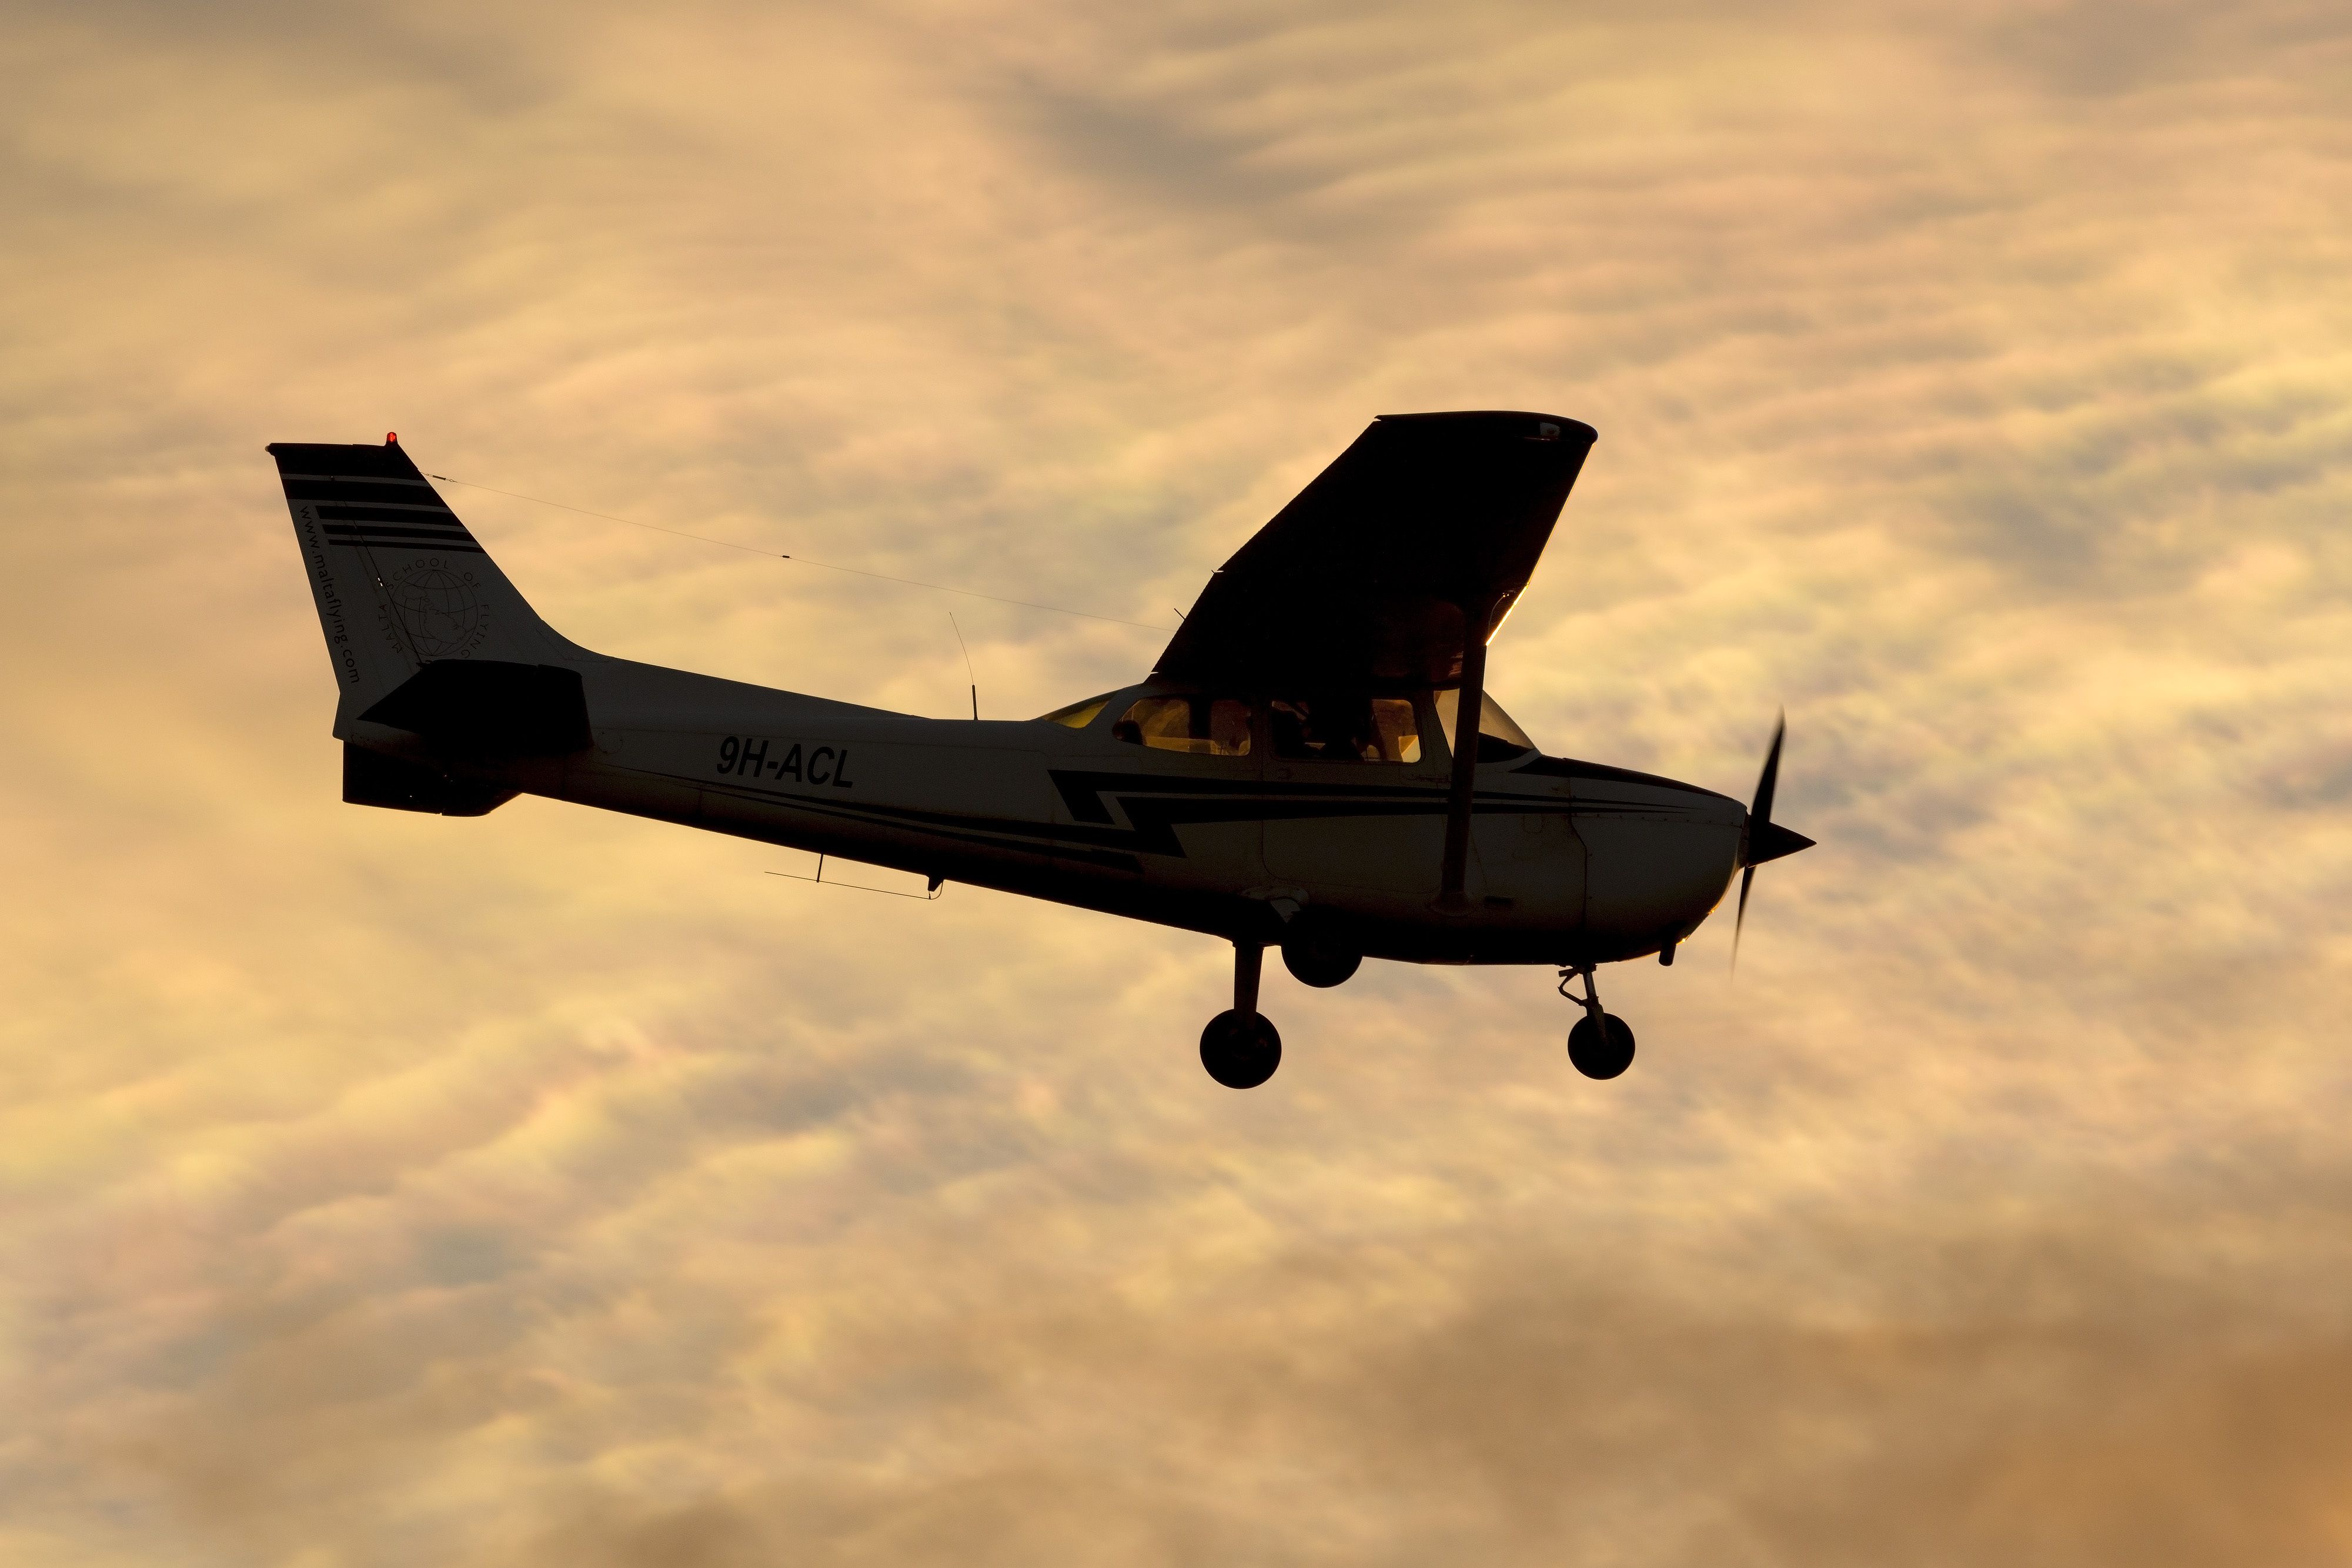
[[1567, 1013, 1636, 1079], [1200, 1009, 1282, 1088]]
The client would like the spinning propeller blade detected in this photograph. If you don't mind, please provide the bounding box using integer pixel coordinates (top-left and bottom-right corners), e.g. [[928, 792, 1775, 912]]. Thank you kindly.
[[1732, 711, 1815, 973], [1733, 863, 1758, 969], [1752, 713, 1784, 833]]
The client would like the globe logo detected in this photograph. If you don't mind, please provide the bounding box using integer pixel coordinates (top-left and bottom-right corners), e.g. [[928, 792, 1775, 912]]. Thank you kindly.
[[388, 564, 484, 658]]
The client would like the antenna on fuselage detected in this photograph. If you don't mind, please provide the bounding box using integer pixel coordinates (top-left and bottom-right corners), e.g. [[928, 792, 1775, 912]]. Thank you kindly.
[[948, 613, 978, 720]]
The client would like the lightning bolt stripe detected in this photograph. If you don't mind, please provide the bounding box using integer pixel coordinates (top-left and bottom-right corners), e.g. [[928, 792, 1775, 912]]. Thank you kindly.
[[632, 761, 1693, 867]]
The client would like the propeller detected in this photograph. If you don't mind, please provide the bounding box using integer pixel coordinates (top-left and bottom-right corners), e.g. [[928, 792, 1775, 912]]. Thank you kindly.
[[1732, 711, 1816, 971]]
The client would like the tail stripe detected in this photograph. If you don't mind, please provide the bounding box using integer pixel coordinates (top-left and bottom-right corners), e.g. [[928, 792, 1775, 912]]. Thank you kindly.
[[320, 521, 474, 539], [318, 504, 465, 522], [282, 478, 437, 502], [323, 534, 485, 553]]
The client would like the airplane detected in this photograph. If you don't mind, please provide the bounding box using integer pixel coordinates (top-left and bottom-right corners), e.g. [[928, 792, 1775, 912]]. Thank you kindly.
[[269, 411, 1812, 1089]]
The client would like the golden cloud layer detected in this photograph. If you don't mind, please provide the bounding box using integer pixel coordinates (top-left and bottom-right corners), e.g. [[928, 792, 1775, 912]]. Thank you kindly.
[[2, 1, 2349, 1562]]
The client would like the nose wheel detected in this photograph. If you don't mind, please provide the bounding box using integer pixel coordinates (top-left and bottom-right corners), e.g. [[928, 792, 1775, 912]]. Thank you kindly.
[[1201, 942, 1282, 1088], [1201, 1009, 1282, 1088], [1559, 964, 1636, 1079]]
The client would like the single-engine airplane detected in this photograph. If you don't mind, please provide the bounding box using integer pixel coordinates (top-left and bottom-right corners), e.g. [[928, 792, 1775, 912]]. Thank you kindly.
[[270, 412, 1812, 1088]]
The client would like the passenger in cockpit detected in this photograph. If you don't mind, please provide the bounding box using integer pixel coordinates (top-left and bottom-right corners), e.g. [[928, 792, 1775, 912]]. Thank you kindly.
[[1269, 700, 1313, 758]]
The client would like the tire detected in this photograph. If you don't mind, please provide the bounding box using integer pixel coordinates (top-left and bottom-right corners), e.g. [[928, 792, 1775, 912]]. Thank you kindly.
[[1567, 1013, 1636, 1079], [1200, 1009, 1282, 1088], [1280, 937, 1361, 989]]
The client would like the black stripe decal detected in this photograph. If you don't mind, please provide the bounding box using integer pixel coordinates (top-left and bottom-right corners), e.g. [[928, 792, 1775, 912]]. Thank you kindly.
[[323, 536, 485, 553], [688, 777, 1145, 871], [322, 524, 476, 541], [638, 763, 1632, 864], [285, 480, 436, 503], [317, 504, 461, 523], [1047, 767, 1440, 825]]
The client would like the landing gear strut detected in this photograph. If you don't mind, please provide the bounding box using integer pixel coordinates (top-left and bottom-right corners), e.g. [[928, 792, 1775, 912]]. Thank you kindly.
[[1559, 963, 1636, 1079], [1201, 942, 1282, 1089]]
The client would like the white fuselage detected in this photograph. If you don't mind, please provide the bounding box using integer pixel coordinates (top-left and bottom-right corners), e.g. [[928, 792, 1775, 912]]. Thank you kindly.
[[349, 654, 1748, 966]]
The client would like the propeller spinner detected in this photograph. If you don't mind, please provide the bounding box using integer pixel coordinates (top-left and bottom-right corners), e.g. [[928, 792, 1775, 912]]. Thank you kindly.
[[1732, 712, 1816, 969]]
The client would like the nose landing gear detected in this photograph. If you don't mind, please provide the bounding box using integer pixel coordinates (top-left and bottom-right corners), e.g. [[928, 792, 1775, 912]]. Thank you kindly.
[[1559, 964, 1636, 1079], [1201, 942, 1282, 1088]]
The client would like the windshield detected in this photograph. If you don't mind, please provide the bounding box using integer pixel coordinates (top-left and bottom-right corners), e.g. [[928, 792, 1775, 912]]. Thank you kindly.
[[1037, 693, 1114, 728], [1432, 689, 1536, 760]]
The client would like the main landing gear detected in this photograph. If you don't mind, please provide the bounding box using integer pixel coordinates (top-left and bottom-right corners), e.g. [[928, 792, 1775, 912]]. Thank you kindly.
[[1201, 943, 1281, 1089], [1559, 964, 1636, 1079], [1198, 948, 1636, 1087]]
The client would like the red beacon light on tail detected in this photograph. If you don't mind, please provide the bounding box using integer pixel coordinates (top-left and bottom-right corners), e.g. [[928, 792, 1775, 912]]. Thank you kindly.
[[385, 432, 398, 444]]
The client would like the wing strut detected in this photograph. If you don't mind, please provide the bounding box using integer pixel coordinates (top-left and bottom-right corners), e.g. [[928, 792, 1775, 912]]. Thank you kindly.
[[1435, 593, 1497, 913]]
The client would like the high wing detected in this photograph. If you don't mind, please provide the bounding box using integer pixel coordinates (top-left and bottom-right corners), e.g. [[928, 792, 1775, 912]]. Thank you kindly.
[[1152, 410, 1598, 691]]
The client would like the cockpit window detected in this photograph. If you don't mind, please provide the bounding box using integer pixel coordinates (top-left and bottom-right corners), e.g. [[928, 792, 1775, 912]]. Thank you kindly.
[[1038, 694, 1113, 728], [1112, 696, 1253, 756], [1268, 696, 1422, 763], [1432, 688, 1536, 760]]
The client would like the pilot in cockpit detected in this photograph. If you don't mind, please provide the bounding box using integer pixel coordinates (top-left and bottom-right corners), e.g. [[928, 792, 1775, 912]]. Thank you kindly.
[[1271, 697, 1378, 761]]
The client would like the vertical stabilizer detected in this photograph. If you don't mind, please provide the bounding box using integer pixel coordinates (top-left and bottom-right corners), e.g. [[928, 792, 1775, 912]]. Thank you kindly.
[[267, 437, 578, 723]]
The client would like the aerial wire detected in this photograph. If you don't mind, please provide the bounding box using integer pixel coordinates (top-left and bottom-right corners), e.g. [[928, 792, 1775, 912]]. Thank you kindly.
[[948, 612, 978, 720], [425, 472, 1172, 632]]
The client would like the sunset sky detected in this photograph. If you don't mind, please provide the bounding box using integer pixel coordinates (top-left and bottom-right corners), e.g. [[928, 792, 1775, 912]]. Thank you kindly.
[[4, 2, 2350, 1563]]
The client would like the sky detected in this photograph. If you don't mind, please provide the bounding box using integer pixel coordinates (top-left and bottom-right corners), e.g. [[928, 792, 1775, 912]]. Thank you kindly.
[[3, 1, 2350, 1562]]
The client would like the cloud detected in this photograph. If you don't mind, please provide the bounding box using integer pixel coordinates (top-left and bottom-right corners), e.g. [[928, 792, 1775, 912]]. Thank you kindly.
[[2, 0, 2351, 1563]]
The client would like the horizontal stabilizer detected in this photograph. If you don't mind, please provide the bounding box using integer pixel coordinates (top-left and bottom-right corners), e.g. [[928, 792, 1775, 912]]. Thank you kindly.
[[343, 745, 517, 816]]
